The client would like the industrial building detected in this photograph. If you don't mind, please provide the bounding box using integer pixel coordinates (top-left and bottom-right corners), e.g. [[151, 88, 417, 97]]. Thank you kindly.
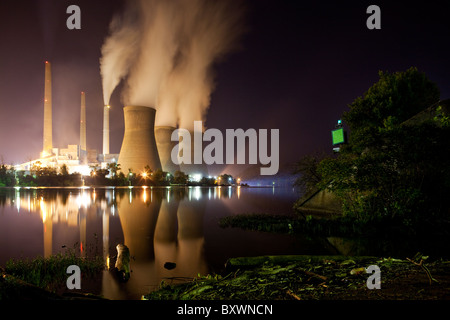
[[15, 61, 119, 175], [14, 61, 208, 180]]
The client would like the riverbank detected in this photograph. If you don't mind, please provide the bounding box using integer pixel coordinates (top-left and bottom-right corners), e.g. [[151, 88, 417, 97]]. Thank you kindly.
[[143, 212, 450, 300], [2, 253, 450, 300], [144, 254, 450, 300]]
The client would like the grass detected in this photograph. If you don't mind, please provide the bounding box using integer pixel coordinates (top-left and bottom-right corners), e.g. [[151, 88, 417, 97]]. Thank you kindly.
[[218, 213, 372, 237], [3, 250, 105, 292], [144, 255, 450, 300]]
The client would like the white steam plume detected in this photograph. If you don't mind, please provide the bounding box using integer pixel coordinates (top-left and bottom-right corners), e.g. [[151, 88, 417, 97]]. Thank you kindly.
[[100, 0, 245, 128], [99, 2, 142, 106]]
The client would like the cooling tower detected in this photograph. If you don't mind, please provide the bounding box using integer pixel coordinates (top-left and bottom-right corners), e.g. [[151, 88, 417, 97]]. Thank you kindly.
[[118, 106, 162, 174], [42, 61, 52, 156], [155, 126, 180, 174], [177, 130, 209, 177]]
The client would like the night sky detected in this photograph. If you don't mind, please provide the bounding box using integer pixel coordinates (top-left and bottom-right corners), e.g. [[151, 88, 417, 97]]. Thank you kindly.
[[1, 0, 450, 178]]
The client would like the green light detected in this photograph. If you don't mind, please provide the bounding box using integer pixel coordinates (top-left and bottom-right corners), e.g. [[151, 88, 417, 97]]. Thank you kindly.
[[332, 128, 345, 145]]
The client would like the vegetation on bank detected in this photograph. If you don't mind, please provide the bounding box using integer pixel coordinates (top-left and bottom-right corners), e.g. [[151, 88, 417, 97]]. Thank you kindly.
[[1, 251, 104, 298], [145, 254, 450, 300], [0, 161, 240, 188], [293, 67, 450, 228]]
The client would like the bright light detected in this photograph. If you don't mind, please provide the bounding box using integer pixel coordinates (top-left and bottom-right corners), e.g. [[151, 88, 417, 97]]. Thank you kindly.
[[40, 197, 47, 223], [76, 191, 91, 209], [142, 189, 148, 203], [194, 186, 201, 200], [76, 165, 91, 176], [191, 174, 202, 182]]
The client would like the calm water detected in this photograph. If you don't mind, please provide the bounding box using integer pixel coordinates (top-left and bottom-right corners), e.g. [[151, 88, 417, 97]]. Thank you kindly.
[[4, 185, 440, 299], [1, 186, 336, 299]]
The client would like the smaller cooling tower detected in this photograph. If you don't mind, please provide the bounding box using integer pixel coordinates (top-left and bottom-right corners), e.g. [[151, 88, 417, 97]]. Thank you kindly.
[[155, 126, 180, 175], [118, 106, 162, 174], [178, 130, 209, 177]]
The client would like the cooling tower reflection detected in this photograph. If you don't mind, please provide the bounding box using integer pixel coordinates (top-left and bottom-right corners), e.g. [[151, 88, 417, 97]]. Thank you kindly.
[[105, 187, 208, 299]]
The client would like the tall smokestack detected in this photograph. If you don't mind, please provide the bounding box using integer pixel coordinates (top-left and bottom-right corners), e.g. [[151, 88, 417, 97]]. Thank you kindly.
[[42, 61, 52, 157], [118, 106, 162, 174], [80, 92, 86, 151], [103, 105, 110, 155], [155, 126, 180, 174]]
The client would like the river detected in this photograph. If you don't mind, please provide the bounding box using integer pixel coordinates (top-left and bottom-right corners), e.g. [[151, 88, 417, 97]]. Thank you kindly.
[[0, 185, 340, 299]]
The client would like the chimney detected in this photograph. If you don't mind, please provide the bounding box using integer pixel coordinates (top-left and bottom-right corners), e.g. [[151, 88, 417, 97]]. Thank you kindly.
[[103, 105, 110, 155], [42, 61, 52, 157], [80, 92, 86, 151]]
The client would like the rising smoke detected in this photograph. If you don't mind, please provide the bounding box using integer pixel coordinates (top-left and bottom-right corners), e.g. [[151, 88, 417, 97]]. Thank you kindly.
[[100, 0, 245, 130]]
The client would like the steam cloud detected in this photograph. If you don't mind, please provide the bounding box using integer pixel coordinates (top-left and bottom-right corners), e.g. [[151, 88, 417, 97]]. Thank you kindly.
[[100, 0, 245, 130]]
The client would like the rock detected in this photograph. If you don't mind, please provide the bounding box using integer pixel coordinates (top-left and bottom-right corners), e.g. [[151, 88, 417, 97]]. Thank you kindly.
[[164, 262, 176, 270]]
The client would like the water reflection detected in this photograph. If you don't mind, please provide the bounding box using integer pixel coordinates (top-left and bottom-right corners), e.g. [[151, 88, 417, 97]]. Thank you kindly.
[[0, 186, 249, 299]]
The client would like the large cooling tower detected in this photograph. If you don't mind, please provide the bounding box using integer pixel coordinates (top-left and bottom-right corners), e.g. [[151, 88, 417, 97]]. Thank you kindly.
[[155, 126, 180, 174], [118, 106, 162, 174]]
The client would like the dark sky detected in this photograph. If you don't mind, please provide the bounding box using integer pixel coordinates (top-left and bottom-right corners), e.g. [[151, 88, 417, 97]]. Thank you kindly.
[[1, 0, 450, 176]]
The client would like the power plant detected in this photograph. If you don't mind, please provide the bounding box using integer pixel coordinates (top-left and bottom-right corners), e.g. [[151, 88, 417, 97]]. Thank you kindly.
[[15, 60, 210, 181], [15, 61, 118, 175]]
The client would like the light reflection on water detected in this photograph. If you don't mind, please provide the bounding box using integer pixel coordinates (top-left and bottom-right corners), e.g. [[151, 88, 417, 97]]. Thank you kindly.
[[0, 186, 329, 299]]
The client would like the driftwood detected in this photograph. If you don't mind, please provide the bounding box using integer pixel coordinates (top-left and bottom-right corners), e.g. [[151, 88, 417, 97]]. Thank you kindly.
[[114, 244, 131, 282], [406, 257, 439, 285], [225, 255, 378, 270]]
